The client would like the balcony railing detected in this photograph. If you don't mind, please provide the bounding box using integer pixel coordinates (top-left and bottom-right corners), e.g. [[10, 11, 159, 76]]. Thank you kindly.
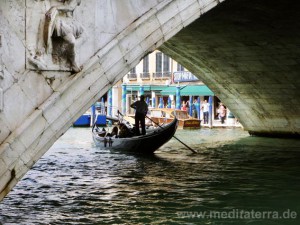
[[140, 72, 150, 80], [127, 73, 137, 80], [153, 71, 172, 79]]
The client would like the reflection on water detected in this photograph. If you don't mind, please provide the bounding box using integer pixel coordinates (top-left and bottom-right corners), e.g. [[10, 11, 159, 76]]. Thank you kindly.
[[0, 128, 299, 225]]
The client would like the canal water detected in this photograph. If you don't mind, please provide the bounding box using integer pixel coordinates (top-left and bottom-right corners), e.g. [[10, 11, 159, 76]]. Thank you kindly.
[[0, 127, 299, 225]]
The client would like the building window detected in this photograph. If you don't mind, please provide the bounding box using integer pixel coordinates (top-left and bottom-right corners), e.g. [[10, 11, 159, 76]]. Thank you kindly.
[[156, 52, 162, 73], [143, 55, 149, 73], [128, 67, 137, 80], [154, 52, 171, 79], [163, 54, 170, 72], [130, 67, 136, 74], [177, 63, 184, 72], [141, 55, 150, 79]]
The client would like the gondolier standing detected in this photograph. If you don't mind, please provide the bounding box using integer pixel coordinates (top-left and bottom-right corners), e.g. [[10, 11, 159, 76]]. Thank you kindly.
[[130, 95, 148, 135]]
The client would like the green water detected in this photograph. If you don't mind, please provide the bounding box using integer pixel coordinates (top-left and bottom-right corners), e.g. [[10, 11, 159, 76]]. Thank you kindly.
[[0, 128, 299, 225]]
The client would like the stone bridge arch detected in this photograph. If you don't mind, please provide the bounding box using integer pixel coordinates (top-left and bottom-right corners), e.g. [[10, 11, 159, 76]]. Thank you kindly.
[[1, 0, 300, 201], [0, 0, 223, 200]]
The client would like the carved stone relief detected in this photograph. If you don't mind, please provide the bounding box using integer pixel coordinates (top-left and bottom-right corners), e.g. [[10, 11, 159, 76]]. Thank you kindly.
[[26, 0, 85, 73]]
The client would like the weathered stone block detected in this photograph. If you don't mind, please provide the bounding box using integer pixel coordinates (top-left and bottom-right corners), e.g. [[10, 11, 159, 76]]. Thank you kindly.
[[161, 14, 183, 40], [0, 115, 11, 144], [17, 110, 48, 149], [2, 84, 36, 131], [19, 72, 53, 107], [0, 143, 19, 174], [140, 29, 164, 52]]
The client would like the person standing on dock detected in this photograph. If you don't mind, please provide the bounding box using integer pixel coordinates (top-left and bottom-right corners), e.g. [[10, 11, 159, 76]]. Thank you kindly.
[[130, 95, 148, 135], [218, 102, 227, 124], [202, 99, 210, 124], [192, 98, 198, 118]]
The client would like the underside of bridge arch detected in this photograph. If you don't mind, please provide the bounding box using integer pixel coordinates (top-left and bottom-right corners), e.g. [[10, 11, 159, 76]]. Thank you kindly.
[[159, 0, 300, 137]]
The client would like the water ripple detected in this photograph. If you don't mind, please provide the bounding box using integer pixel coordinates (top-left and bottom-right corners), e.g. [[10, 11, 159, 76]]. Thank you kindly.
[[0, 128, 300, 225]]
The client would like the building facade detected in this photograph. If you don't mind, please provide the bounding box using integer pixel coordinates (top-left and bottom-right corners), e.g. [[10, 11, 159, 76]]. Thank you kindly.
[[108, 50, 217, 122]]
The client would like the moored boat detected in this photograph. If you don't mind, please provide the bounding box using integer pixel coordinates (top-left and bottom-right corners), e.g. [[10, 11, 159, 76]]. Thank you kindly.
[[149, 108, 201, 129]]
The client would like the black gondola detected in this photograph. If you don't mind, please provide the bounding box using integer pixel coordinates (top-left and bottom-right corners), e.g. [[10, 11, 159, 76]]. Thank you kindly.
[[92, 117, 178, 154]]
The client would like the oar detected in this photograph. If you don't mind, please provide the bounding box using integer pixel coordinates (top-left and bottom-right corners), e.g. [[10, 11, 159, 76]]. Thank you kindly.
[[146, 115, 197, 154], [91, 114, 99, 132]]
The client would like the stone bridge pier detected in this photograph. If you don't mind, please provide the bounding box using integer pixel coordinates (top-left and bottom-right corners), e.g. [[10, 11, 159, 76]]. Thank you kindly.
[[0, 0, 299, 200]]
